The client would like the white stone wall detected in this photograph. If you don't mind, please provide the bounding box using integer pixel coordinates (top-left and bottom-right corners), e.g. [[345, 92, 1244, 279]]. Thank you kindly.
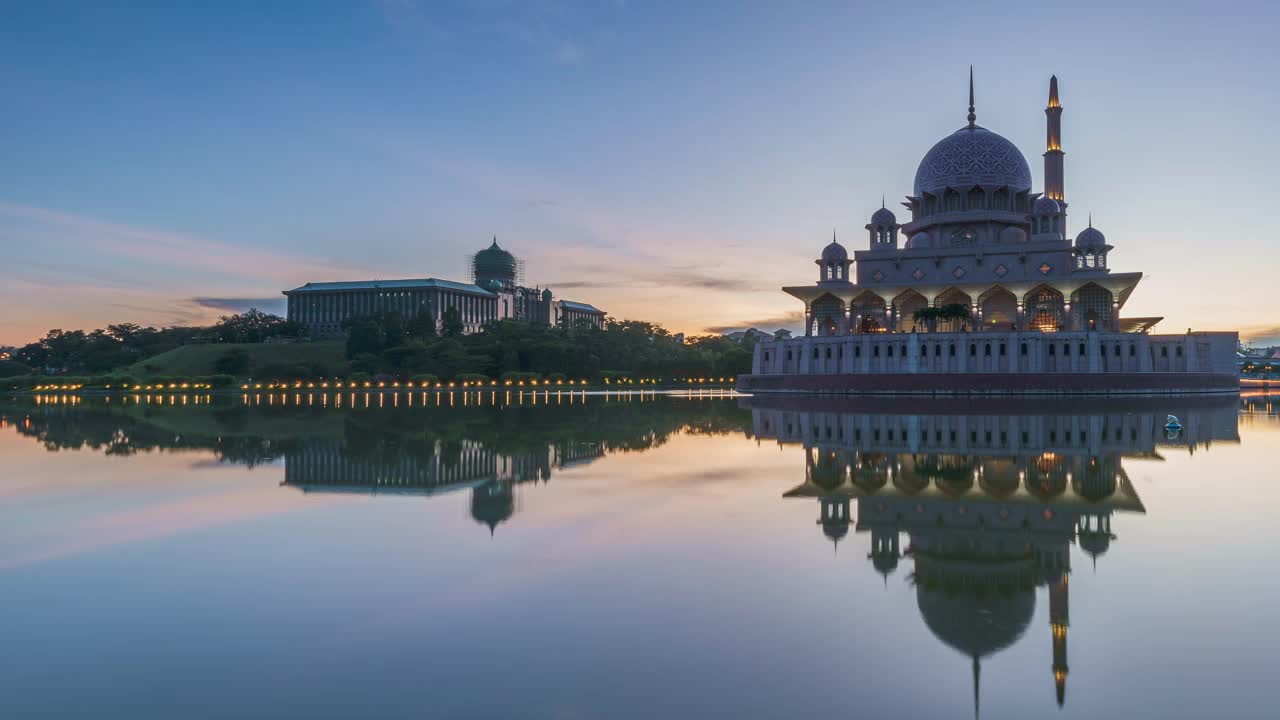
[[752, 331, 1238, 376]]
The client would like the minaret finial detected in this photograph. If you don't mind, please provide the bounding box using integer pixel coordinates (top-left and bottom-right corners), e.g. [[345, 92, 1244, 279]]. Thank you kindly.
[[1049, 74, 1060, 108], [973, 656, 981, 720], [967, 66, 976, 128]]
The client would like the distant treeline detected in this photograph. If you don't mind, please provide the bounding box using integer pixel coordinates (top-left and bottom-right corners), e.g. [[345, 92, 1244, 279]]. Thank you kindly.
[[2, 309, 301, 377], [2, 307, 757, 384]]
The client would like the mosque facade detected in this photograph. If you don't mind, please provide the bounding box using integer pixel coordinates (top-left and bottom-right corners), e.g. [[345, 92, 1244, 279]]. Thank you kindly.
[[739, 73, 1238, 394], [282, 239, 606, 337]]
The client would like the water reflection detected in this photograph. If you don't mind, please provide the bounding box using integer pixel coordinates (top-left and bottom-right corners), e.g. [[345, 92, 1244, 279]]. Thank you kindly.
[[1, 394, 753, 537], [748, 394, 1242, 715], [2, 392, 1276, 717]]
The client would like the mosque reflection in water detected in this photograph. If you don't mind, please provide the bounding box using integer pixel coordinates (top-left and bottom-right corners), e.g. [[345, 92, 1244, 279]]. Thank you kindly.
[[282, 437, 606, 533], [749, 396, 1240, 713]]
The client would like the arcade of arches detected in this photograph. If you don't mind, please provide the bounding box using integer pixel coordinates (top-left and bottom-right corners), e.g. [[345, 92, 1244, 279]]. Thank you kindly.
[[803, 282, 1122, 337]]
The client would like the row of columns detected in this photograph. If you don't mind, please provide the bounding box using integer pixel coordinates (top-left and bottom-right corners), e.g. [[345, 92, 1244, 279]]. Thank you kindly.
[[288, 289, 499, 331]]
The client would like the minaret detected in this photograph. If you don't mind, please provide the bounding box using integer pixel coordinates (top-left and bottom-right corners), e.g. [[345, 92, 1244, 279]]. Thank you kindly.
[[1050, 570, 1070, 707], [1044, 75, 1065, 202]]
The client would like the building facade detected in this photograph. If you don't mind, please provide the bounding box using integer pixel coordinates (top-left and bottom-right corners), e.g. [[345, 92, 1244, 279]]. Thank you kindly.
[[283, 238, 606, 337], [740, 73, 1238, 394]]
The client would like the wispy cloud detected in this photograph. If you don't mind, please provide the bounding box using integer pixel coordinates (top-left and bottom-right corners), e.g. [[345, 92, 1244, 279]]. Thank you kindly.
[[1242, 324, 1280, 346], [190, 297, 289, 314], [703, 310, 805, 335], [545, 266, 763, 293], [0, 202, 375, 343]]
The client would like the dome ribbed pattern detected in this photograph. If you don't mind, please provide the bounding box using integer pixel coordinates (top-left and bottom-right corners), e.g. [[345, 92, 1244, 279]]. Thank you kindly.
[[914, 126, 1032, 196]]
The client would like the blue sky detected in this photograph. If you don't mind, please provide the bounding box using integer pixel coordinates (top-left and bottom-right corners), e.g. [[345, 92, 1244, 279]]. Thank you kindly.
[[3, 0, 1278, 345]]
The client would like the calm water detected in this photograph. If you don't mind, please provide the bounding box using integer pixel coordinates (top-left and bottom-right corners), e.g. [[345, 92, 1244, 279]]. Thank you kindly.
[[2, 390, 1277, 719]]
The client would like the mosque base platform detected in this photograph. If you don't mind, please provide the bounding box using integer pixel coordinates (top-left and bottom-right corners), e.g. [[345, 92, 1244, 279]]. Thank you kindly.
[[736, 372, 1240, 396]]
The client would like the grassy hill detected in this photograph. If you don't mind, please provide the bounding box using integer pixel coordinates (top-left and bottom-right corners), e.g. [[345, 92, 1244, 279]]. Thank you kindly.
[[128, 341, 348, 378]]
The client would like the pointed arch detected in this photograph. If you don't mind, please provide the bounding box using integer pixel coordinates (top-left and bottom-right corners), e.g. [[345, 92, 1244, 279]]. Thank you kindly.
[[1024, 284, 1065, 332], [811, 292, 845, 337], [1070, 282, 1113, 332], [979, 459, 1020, 499], [936, 287, 973, 332], [850, 291, 887, 334], [894, 289, 930, 332], [978, 286, 1018, 332]]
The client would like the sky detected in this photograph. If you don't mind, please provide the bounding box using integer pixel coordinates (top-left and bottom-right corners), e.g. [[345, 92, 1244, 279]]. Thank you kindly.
[[2, 0, 1278, 347]]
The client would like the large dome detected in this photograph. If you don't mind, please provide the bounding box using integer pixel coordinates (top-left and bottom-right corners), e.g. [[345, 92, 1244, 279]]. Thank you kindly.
[[914, 126, 1033, 197], [473, 238, 517, 281], [916, 581, 1035, 658]]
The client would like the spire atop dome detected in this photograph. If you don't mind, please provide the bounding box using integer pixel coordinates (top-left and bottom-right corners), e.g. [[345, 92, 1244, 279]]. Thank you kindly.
[[967, 65, 976, 128], [973, 656, 981, 720]]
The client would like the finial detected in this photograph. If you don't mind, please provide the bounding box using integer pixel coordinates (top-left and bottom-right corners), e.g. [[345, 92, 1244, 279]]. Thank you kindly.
[[1088, 213, 1093, 229], [881, 194, 886, 209], [973, 656, 981, 720], [967, 65, 976, 128], [1049, 74, 1060, 108], [832, 227, 837, 244]]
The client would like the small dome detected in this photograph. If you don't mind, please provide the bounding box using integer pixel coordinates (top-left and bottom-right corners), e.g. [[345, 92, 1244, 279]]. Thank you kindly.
[[822, 520, 850, 543], [872, 552, 899, 575], [871, 207, 897, 226], [999, 226, 1027, 244], [1078, 529, 1112, 558], [909, 232, 932, 249], [470, 481, 514, 535], [821, 240, 848, 262], [1033, 196, 1061, 215], [914, 126, 1033, 197], [1075, 226, 1107, 247]]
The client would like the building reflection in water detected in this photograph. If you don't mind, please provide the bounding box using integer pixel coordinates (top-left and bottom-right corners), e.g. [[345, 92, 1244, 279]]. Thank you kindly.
[[283, 438, 606, 534], [748, 395, 1240, 715]]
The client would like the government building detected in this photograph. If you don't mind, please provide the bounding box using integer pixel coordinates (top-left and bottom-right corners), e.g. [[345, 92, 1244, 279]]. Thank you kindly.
[[282, 239, 606, 336], [739, 73, 1238, 395]]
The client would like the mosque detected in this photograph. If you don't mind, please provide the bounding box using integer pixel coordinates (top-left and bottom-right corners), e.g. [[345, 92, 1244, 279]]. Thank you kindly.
[[748, 394, 1240, 714], [283, 239, 606, 337], [739, 73, 1238, 394]]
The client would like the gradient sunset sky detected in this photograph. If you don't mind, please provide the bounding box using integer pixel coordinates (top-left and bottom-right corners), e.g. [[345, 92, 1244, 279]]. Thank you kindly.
[[3, 1, 1278, 346]]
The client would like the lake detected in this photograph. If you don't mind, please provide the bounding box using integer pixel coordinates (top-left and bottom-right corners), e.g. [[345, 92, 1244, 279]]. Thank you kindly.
[[2, 390, 1276, 719]]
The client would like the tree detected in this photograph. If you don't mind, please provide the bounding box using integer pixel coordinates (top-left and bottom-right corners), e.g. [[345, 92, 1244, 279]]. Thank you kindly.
[[912, 307, 941, 333], [939, 303, 971, 331], [406, 311, 437, 342], [214, 349, 251, 375], [441, 307, 464, 338], [345, 319, 384, 359], [211, 309, 299, 343]]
